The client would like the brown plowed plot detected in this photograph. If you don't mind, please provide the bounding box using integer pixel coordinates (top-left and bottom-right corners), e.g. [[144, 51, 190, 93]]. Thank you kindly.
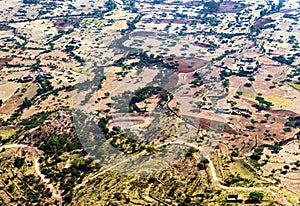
[[141, 1, 202, 6], [269, 109, 298, 117], [217, 1, 247, 13], [192, 41, 212, 48], [185, 1, 203, 6], [141, 18, 203, 25], [0, 58, 12, 69], [228, 109, 297, 150], [110, 119, 145, 127], [280, 9, 295, 13], [253, 18, 275, 29], [184, 115, 236, 134], [163, 56, 209, 73], [141, 1, 184, 5], [131, 31, 156, 37], [0, 24, 12, 31], [162, 73, 179, 91], [53, 18, 81, 30]]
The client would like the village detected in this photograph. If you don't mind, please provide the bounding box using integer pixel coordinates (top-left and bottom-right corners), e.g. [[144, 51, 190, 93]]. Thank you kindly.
[[0, 0, 299, 205]]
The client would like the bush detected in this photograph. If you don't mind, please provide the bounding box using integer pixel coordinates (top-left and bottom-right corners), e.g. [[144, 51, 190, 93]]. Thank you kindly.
[[248, 191, 264, 203], [23, 97, 32, 108]]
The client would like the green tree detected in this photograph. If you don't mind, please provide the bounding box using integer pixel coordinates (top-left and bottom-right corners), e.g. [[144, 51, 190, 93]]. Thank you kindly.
[[236, 90, 243, 96], [204, 0, 220, 13], [264, 113, 271, 119], [104, 0, 117, 11], [248, 191, 264, 203], [14, 157, 25, 168], [23, 97, 32, 108], [272, 142, 282, 153], [248, 76, 255, 82]]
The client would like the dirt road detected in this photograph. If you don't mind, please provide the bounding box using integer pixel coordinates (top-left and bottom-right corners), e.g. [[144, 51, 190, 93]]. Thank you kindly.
[[0, 144, 62, 202], [0, 141, 293, 205]]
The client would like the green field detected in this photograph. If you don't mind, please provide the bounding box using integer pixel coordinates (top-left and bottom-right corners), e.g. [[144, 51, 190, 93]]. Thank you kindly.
[[289, 83, 300, 91]]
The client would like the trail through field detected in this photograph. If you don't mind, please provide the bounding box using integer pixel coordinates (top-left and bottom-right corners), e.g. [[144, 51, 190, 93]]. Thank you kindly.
[[0, 144, 62, 203], [77, 140, 293, 206], [0, 139, 292, 206]]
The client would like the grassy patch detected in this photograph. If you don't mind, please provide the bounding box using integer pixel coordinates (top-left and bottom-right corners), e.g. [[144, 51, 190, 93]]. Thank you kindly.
[[264, 96, 291, 107], [73, 68, 92, 75], [248, 95, 291, 107], [83, 18, 107, 24], [289, 83, 300, 91], [229, 161, 255, 179], [0, 128, 17, 138]]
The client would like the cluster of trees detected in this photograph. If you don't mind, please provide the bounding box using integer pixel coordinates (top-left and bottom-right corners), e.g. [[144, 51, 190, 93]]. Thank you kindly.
[[197, 158, 209, 170], [214, 49, 236, 62], [104, 0, 117, 11], [255, 95, 273, 110], [113, 52, 178, 73], [259, 0, 285, 18], [23, 97, 32, 108], [271, 142, 282, 153], [251, 146, 264, 160], [37, 78, 54, 94], [23, 0, 39, 4], [247, 191, 264, 203], [98, 117, 109, 135], [19, 111, 53, 130], [272, 55, 294, 65], [203, 0, 221, 13], [121, 14, 142, 34], [8, 173, 54, 205], [124, 0, 138, 13], [190, 72, 203, 87], [14, 157, 25, 168], [224, 173, 250, 186], [35, 135, 91, 204], [286, 67, 300, 80], [231, 107, 252, 118], [129, 86, 172, 112], [285, 116, 300, 128]]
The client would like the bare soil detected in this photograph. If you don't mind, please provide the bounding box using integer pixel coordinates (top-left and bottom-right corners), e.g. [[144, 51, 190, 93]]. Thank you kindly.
[[0, 58, 12, 69], [53, 18, 82, 30], [217, 1, 247, 13], [192, 42, 212, 48], [164, 56, 209, 74], [142, 18, 202, 25], [0, 24, 13, 31], [254, 18, 275, 29], [131, 31, 156, 37]]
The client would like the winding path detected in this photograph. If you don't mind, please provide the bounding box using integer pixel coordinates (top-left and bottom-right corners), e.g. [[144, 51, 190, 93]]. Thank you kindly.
[[0, 141, 293, 205], [0, 144, 62, 202], [77, 140, 293, 205]]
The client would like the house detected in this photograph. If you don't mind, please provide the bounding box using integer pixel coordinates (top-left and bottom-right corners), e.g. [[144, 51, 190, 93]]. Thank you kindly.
[[37, 72, 44, 78], [215, 107, 231, 114], [22, 74, 33, 82], [236, 21, 243, 27], [4, 37, 14, 42], [227, 194, 244, 203], [44, 73, 54, 79], [70, 39, 80, 44], [247, 65, 254, 70], [36, 72, 53, 79], [18, 74, 33, 83], [237, 65, 255, 76], [240, 57, 254, 63], [244, 65, 254, 73]]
